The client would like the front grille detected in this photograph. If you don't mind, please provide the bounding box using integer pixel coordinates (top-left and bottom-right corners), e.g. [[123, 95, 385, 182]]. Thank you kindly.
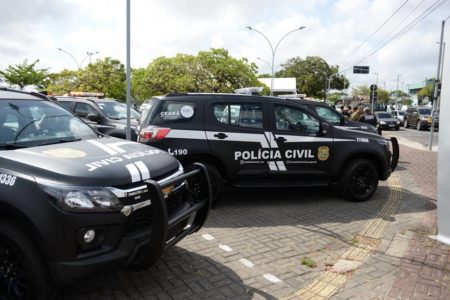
[[125, 206, 152, 234]]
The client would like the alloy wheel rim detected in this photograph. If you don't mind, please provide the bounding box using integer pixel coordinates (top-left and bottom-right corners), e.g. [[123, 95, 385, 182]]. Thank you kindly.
[[0, 241, 29, 300], [349, 166, 375, 197]]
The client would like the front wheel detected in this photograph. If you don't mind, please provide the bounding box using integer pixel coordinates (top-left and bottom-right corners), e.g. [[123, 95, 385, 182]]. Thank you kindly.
[[0, 221, 55, 300], [416, 121, 422, 131], [185, 163, 224, 204], [339, 159, 379, 202]]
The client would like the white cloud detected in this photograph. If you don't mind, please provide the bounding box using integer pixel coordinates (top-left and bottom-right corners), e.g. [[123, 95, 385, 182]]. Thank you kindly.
[[0, 0, 448, 93]]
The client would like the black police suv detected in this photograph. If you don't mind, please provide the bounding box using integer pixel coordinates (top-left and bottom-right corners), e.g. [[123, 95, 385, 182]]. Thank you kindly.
[[0, 89, 211, 299], [56, 96, 141, 141], [138, 93, 399, 203]]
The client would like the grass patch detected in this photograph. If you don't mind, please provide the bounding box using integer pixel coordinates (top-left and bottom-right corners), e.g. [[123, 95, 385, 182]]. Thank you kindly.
[[301, 257, 317, 268], [350, 237, 359, 245]]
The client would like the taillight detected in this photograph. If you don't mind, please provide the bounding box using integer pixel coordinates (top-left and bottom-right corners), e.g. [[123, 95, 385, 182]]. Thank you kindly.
[[139, 127, 171, 142]]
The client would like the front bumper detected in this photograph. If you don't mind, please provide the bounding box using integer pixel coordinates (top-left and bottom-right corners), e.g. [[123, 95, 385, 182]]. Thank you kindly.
[[49, 163, 211, 283]]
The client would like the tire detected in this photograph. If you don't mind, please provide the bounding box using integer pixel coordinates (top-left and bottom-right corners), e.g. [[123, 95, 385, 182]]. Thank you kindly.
[[0, 220, 55, 300], [185, 163, 224, 204], [416, 121, 422, 131], [203, 163, 224, 203], [404, 119, 408, 128], [339, 159, 379, 202]]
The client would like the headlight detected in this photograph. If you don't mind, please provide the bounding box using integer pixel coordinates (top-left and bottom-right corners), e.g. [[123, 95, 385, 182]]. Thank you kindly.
[[380, 121, 387, 125], [40, 183, 122, 212], [396, 120, 400, 124]]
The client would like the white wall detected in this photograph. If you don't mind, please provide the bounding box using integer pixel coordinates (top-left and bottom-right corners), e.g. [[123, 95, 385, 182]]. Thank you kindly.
[[437, 24, 450, 245]]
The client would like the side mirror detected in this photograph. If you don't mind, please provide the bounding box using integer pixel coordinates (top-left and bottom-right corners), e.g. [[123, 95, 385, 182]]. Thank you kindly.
[[321, 123, 330, 136], [87, 114, 100, 122]]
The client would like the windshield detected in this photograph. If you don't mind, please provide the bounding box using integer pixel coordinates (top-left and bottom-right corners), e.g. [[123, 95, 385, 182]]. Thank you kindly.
[[0, 99, 97, 148], [419, 108, 431, 115], [97, 101, 141, 120], [377, 113, 393, 119], [397, 111, 405, 115]]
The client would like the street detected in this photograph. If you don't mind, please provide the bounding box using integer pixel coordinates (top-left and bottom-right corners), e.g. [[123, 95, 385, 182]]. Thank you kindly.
[[383, 126, 439, 151]]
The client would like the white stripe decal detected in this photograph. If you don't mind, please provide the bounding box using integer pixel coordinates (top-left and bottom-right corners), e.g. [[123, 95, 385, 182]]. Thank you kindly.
[[107, 141, 135, 153], [266, 132, 278, 148], [134, 161, 150, 180], [87, 140, 118, 155], [125, 163, 141, 183], [167, 130, 207, 140], [268, 161, 278, 171], [276, 161, 287, 171], [274, 135, 335, 143]]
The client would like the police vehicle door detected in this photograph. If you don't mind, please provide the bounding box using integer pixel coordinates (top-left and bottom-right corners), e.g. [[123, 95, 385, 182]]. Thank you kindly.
[[206, 101, 270, 177], [270, 103, 333, 175], [74, 102, 102, 132]]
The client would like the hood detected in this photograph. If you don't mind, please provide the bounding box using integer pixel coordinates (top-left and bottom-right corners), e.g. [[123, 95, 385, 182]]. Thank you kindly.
[[338, 119, 378, 134], [0, 137, 179, 186], [378, 118, 398, 122]]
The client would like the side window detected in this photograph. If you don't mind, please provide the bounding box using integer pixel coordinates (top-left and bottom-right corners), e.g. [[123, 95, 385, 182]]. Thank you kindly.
[[275, 105, 320, 134], [314, 106, 341, 125], [213, 103, 263, 129], [58, 101, 72, 110], [75, 103, 97, 118], [152, 101, 196, 125]]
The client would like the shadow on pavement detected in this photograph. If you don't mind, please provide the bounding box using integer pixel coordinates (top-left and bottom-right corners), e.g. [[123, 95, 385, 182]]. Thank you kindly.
[[205, 183, 435, 230], [60, 246, 274, 300]]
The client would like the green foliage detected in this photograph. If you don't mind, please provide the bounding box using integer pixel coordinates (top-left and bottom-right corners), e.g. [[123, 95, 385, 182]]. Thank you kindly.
[[47, 69, 80, 95], [377, 89, 390, 104], [390, 90, 408, 97], [0, 59, 49, 89], [417, 84, 434, 99], [353, 85, 370, 97], [77, 58, 126, 100], [300, 257, 317, 268], [131, 48, 263, 102], [276, 56, 349, 98]]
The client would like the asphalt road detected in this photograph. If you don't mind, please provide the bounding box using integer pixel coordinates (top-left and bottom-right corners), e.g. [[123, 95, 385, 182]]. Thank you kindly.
[[382, 126, 439, 150]]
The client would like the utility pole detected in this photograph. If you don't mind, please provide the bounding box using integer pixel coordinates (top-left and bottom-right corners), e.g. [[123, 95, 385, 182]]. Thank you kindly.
[[429, 19, 446, 151], [125, 0, 131, 140], [396, 74, 402, 107]]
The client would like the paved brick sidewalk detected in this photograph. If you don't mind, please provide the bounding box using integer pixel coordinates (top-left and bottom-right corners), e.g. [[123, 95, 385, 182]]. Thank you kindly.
[[385, 145, 450, 300]]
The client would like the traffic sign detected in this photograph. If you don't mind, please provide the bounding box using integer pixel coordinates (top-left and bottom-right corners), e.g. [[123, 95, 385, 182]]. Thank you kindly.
[[353, 66, 370, 74]]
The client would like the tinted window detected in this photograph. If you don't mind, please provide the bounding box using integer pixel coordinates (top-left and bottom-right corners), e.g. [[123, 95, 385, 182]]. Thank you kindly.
[[75, 102, 98, 118], [152, 101, 196, 124], [275, 105, 320, 134], [314, 106, 341, 125], [97, 101, 141, 120], [377, 113, 393, 118], [58, 101, 72, 110], [419, 108, 431, 115], [213, 103, 263, 129]]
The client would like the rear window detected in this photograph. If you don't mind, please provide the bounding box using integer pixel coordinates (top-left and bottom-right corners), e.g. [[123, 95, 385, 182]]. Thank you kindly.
[[151, 101, 196, 124]]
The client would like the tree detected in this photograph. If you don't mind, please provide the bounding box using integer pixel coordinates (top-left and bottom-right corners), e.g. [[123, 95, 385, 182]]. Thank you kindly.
[[352, 85, 370, 97], [0, 59, 49, 89], [275, 56, 349, 98], [47, 69, 80, 95], [131, 48, 264, 102], [77, 57, 126, 100], [417, 84, 434, 100]]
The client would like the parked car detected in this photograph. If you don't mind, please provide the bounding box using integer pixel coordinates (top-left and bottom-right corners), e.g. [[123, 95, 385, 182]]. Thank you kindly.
[[392, 110, 405, 126], [374, 111, 400, 131], [56, 96, 141, 140], [0, 88, 211, 299], [404, 107, 439, 131], [138, 93, 399, 203]]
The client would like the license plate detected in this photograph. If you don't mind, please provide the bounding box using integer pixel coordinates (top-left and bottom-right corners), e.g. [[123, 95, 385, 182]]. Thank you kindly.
[[389, 124, 395, 127]]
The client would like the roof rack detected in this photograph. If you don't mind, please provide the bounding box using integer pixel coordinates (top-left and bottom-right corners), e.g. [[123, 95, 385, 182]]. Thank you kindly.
[[234, 87, 263, 96]]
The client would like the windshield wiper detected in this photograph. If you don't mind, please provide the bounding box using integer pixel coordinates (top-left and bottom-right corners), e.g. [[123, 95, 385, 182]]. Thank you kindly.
[[0, 142, 27, 149], [36, 138, 82, 146]]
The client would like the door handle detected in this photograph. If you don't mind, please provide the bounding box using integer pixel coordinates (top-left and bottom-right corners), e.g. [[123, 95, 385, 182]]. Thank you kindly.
[[276, 137, 287, 143], [214, 133, 228, 139]]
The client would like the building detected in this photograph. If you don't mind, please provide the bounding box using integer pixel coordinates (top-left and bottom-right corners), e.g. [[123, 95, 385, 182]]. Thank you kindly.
[[258, 77, 297, 95]]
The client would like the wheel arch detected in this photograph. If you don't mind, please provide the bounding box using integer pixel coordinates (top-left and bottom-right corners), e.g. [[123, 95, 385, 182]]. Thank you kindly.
[[338, 151, 385, 179], [0, 202, 49, 259], [178, 153, 227, 180]]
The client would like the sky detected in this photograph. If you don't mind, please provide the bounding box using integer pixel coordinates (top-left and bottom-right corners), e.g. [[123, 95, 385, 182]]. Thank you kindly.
[[0, 0, 449, 93]]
